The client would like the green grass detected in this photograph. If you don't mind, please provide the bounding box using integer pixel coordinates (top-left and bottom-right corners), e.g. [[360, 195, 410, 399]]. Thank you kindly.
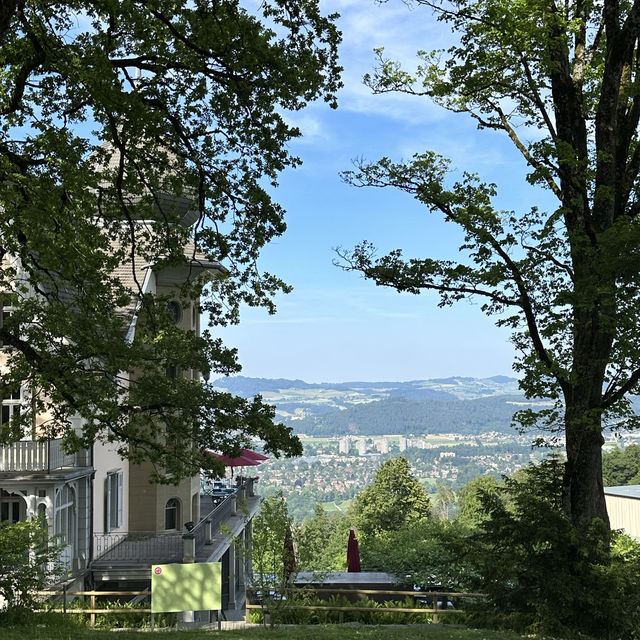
[[0, 619, 556, 640]]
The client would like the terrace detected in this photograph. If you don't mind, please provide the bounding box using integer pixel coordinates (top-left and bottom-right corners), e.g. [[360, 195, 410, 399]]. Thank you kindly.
[[91, 476, 260, 580]]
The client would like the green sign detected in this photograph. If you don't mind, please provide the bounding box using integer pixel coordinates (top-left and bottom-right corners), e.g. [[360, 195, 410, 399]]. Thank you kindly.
[[151, 562, 222, 613]]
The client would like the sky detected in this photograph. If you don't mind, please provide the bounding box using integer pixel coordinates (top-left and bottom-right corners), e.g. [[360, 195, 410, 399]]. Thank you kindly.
[[215, 0, 556, 384]]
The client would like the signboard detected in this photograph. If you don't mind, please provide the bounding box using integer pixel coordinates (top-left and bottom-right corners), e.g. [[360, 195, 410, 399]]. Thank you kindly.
[[151, 562, 222, 613]]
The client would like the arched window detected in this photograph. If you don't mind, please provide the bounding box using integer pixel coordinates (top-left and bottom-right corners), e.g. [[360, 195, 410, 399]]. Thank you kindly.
[[37, 503, 48, 535], [165, 498, 180, 531], [54, 485, 76, 547]]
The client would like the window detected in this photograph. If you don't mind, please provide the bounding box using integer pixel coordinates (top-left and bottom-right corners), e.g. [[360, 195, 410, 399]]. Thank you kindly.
[[1, 385, 22, 428], [166, 364, 178, 379], [0, 306, 13, 347], [166, 301, 182, 324], [54, 485, 76, 546], [105, 471, 123, 532], [165, 498, 180, 530], [0, 489, 22, 523]]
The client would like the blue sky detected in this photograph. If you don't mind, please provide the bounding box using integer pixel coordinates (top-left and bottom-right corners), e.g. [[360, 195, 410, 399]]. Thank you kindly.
[[215, 0, 556, 384]]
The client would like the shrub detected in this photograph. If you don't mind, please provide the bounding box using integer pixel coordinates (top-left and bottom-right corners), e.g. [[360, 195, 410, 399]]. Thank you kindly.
[[461, 458, 640, 639], [0, 518, 63, 613]]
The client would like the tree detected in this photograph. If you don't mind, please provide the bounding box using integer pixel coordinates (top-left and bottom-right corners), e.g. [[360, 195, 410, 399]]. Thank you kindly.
[[350, 457, 431, 538], [0, 518, 63, 614], [456, 475, 501, 528], [463, 458, 640, 638], [297, 503, 349, 571], [338, 0, 640, 527], [251, 493, 298, 623], [0, 1, 341, 480], [602, 445, 640, 486], [362, 518, 471, 590], [433, 483, 457, 520]]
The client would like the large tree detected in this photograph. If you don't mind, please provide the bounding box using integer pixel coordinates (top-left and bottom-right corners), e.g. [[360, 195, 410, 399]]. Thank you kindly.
[[351, 457, 431, 538], [339, 0, 640, 527], [0, 1, 340, 481]]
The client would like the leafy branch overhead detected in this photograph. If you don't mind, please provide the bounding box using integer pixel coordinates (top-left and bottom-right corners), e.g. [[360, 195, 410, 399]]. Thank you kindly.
[[0, 0, 339, 480], [338, 0, 640, 526]]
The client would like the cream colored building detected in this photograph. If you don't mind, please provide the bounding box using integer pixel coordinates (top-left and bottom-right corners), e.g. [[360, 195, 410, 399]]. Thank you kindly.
[[0, 200, 260, 616], [605, 485, 640, 539]]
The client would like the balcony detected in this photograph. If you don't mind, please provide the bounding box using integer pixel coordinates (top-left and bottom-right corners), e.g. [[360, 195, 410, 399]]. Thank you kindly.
[[0, 439, 88, 473], [92, 476, 259, 570]]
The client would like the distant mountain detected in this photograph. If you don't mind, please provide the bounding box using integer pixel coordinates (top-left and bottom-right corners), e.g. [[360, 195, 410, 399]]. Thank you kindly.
[[210, 375, 537, 436]]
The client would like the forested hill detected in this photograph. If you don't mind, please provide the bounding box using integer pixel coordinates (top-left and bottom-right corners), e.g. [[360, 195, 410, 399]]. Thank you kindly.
[[289, 395, 541, 436], [211, 375, 550, 436]]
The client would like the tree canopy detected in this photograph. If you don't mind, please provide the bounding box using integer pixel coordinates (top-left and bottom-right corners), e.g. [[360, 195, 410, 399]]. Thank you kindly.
[[339, 0, 640, 526], [602, 445, 640, 486], [0, 0, 341, 481], [350, 457, 431, 538]]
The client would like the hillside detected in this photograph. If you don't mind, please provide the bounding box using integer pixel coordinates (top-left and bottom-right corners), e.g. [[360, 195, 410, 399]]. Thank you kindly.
[[211, 375, 550, 436]]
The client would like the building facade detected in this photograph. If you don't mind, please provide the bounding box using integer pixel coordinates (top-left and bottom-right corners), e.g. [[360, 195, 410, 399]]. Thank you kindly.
[[0, 197, 259, 616]]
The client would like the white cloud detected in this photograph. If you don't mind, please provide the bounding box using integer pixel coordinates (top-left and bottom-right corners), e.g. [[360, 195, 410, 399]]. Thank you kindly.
[[325, 1, 455, 123]]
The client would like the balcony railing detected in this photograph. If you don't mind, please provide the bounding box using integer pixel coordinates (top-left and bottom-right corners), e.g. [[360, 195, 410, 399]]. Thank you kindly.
[[93, 531, 183, 564], [0, 439, 87, 472]]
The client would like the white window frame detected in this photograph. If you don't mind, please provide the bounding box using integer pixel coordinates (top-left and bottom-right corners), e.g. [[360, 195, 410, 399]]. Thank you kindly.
[[105, 471, 123, 532], [1, 384, 22, 429]]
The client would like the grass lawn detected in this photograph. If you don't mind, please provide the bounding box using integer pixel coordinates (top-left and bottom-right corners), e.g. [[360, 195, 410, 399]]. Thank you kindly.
[[0, 623, 553, 640]]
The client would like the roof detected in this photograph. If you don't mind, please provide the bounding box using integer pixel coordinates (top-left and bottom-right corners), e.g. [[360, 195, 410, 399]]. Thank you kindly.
[[604, 485, 640, 500]]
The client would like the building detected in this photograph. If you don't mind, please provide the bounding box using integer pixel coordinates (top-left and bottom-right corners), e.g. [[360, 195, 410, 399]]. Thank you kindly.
[[604, 485, 640, 539], [0, 171, 260, 618]]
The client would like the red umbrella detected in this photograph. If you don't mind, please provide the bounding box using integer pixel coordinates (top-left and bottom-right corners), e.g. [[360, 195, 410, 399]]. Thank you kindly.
[[241, 448, 268, 461], [284, 525, 296, 580], [204, 450, 262, 476], [347, 527, 361, 572]]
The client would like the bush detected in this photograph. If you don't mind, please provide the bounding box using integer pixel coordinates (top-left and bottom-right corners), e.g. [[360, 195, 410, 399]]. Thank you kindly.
[[0, 518, 63, 613], [264, 592, 439, 626], [460, 458, 640, 639]]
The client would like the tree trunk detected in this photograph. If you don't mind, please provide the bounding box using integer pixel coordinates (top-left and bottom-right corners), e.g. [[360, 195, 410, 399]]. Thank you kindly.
[[563, 412, 609, 526]]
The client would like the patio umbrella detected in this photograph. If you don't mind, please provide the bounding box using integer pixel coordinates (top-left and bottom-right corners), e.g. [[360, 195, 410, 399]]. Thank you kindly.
[[347, 527, 361, 572], [241, 448, 269, 461], [284, 525, 296, 580], [204, 450, 262, 476]]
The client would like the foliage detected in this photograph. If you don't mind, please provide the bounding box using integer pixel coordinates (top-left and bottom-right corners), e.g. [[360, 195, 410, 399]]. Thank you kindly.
[[255, 593, 437, 626], [602, 444, 640, 486], [0, 518, 63, 613], [337, 0, 640, 527], [455, 475, 501, 528], [250, 492, 299, 622], [350, 457, 431, 539], [296, 503, 350, 571], [433, 484, 457, 520], [362, 518, 474, 591], [292, 395, 530, 437], [462, 458, 640, 639], [59, 598, 174, 629], [0, 0, 341, 481]]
